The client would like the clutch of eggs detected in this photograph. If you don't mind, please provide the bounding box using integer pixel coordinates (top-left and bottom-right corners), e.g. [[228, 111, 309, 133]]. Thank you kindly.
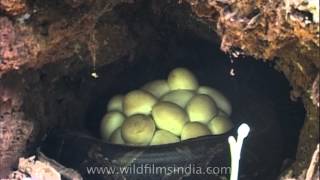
[[100, 68, 233, 146]]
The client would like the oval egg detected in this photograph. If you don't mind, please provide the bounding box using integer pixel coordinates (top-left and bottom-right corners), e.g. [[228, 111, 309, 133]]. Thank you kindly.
[[152, 102, 188, 136], [186, 94, 218, 124], [121, 114, 156, 145], [167, 68, 199, 90], [207, 115, 233, 135], [123, 90, 157, 116], [150, 130, 180, 145], [107, 95, 124, 112], [181, 122, 211, 140], [109, 128, 125, 145], [160, 90, 195, 108], [100, 111, 126, 141], [142, 80, 170, 98], [198, 86, 232, 116]]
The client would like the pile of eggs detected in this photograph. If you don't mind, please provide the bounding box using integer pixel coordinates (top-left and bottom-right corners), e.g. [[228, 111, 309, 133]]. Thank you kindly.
[[100, 68, 233, 146]]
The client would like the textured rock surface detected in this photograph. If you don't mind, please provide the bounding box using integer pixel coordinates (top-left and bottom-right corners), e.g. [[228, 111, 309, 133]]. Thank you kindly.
[[183, 0, 319, 178], [0, 0, 27, 16], [0, 17, 41, 74], [184, 0, 319, 58], [0, 76, 33, 176], [0, 0, 135, 176]]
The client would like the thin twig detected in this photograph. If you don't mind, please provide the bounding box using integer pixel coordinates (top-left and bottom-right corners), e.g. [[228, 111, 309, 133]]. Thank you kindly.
[[305, 144, 319, 180]]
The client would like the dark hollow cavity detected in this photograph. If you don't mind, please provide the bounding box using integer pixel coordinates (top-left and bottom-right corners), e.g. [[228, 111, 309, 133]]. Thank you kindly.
[[39, 33, 305, 180]]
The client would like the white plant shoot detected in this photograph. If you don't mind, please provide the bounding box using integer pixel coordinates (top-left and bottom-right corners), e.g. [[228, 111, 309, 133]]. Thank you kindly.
[[228, 123, 250, 180]]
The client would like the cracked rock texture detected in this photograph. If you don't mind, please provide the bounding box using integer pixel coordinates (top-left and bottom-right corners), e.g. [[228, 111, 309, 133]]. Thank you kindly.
[[183, 0, 319, 178], [0, 0, 28, 16], [0, 0, 135, 176]]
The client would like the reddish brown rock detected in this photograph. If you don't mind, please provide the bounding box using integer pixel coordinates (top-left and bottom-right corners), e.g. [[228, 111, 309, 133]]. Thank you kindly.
[[0, 0, 27, 16]]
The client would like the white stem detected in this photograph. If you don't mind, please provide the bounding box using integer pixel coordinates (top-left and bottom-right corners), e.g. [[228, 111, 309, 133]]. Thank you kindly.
[[229, 123, 250, 180]]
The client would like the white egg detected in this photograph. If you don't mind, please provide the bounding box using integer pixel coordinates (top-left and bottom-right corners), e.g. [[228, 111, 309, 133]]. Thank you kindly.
[[100, 111, 126, 140], [168, 68, 199, 90], [186, 94, 218, 124], [198, 86, 232, 115], [152, 102, 188, 136], [123, 90, 157, 116]]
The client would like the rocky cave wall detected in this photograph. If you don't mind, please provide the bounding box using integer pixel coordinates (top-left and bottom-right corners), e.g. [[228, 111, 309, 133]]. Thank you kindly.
[[0, 0, 319, 179]]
